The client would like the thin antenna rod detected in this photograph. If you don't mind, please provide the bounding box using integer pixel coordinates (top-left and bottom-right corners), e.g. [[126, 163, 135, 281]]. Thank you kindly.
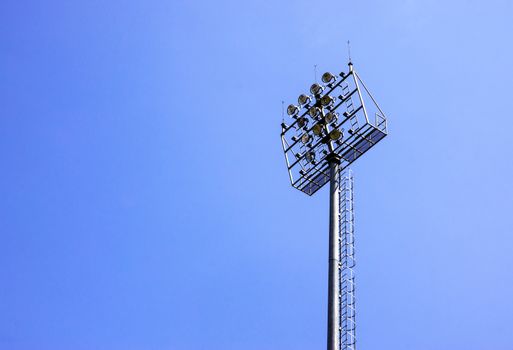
[[281, 100, 285, 122], [347, 40, 352, 63], [314, 64, 318, 83]]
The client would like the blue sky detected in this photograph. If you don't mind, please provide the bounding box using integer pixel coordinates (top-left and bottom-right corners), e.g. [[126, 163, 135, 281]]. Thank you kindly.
[[1, 0, 513, 349]]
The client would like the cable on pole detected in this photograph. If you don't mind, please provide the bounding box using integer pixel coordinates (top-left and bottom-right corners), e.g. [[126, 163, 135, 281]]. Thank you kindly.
[[281, 100, 285, 123], [347, 40, 352, 63]]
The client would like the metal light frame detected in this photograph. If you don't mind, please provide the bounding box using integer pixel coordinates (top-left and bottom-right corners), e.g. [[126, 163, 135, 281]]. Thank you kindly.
[[281, 62, 388, 196]]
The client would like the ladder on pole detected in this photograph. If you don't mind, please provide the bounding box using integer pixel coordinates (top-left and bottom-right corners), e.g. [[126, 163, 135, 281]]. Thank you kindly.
[[338, 169, 356, 350]]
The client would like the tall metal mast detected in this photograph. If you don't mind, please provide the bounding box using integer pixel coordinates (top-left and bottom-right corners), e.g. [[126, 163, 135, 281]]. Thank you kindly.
[[280, 60, 388, 350], [327, 155, 341, 350]]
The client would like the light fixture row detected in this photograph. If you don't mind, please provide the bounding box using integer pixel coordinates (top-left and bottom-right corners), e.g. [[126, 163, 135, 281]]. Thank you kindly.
[[284, 70, 350, 165]]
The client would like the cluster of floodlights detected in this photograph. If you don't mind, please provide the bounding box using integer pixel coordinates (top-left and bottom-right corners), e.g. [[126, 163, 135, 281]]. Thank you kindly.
[[281, 62, 388, 195], [283, 71, 353, 165]]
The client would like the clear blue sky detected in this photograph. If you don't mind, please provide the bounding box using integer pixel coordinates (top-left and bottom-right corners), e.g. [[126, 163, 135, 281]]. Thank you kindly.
[[1, 1, 513, 349]]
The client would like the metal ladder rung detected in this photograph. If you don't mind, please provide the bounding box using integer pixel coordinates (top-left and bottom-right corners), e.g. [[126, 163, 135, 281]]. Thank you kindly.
[[338, 169, 356, 350]]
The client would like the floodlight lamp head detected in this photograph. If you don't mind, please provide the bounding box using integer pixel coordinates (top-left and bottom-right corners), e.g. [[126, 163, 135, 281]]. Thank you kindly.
[[310, 83, 323, 95], [305, 151, 315, 163], [321, 95, 334, 107], [297, 117, 308, 128], [325, 112, 338, 124], [321, 72, 335, 84], [287, 104, 299, 116], [312, 123, 324, 136], [308, 106, 320, 118], [298, 94, 311, 106], [329, 128, 342, 141], [301, 133, 311, 144]]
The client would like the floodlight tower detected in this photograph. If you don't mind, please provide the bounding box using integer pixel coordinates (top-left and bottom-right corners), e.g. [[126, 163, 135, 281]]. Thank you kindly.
[[280, 61, 388, 350]]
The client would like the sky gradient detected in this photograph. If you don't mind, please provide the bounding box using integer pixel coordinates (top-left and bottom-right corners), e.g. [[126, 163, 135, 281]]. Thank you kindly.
[[1, 0, 513, 349]]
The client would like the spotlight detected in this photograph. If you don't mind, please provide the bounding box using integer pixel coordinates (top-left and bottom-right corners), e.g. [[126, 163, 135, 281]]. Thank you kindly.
[[329, 129, 342, 141], [308, 106, 320, 118], [301, 133, 311, 144], [287, 104, 299, 116], [310, 83, 323, 95], [321, 95, 334, 106], [322, 72, 335, 84], [297, 117, 308, 128], [312, 124, 324, 136], [325, 112, 338, 124], [305, 151, 316, 163], [298, 94, 311, 106]]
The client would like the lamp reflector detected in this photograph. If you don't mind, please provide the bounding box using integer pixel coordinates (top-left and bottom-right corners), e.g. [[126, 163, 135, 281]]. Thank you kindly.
[[322, 72, 335, 83], [329, 129, 342, 141], [308, 106, 320, 118], [287, 104, 299, 116], [301, 133, 311, 144], [310, 83, 323, 95], [298, 94, 311, 106], [312, 124, 323, 136], [321, 95, 334, 106], [297, 117, 308, 128], [325, 112, 338, 124]]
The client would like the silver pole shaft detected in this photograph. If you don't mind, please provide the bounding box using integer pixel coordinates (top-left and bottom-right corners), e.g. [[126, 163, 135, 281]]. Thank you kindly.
[[327, 157, 341, 350]]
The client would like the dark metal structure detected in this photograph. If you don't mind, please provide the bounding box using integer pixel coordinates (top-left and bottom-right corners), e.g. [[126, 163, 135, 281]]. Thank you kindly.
[[280, 61, 388, 350], [280, 62, 387, 196]]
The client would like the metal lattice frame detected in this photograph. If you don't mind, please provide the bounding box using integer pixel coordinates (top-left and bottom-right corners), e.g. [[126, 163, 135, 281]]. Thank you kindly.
[[339, 170, 356, 350], [280, 63, 387, 196]]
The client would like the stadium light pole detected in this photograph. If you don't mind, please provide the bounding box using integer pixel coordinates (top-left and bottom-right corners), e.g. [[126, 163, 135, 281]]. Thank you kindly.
[[327, 153, 341, 350], [280, 60, 388, 350]]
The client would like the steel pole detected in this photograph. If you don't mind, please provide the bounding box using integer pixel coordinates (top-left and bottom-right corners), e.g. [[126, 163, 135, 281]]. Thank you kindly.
[[327, 155, 341, 350]]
